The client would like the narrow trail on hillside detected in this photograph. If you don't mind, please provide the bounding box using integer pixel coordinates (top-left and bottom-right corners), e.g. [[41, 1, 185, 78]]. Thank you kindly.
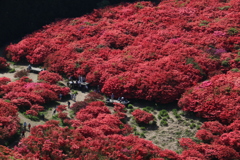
[[1, 63, 89, 138]]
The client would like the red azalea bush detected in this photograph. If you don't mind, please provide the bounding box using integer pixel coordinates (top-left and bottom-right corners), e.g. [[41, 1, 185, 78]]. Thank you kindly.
[[71, 101, 88, 113], [195, 120, 240, 153], [0, 77, 11, 85], [0, 77, 69, 111], [0, 145, 23, 159], [6, 0, 239, 103], [132, 109, 154, 124], [179, 138, 240, 160], [38, 70, 63, 84], [113, 102, 127, 120], [13, 104, 179, 160], [180, 119, 240, 159], [0, 99, 20, 140], [178, 72, 240, 124], [75, 101, 111, 122], [56, 105, 67, 112], [84, 91, 104, 103], [26, 109, 38, 116], [0, 57, 9, 69]]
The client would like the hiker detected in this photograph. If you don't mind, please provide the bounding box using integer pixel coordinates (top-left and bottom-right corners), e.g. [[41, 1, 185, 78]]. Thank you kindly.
[[23, 122, 27, 130], [28, 123, 31, 131], [111, 93, 114, 102], [73, 94, 76, 101], [27, 64, 32, 71], [70, 93, 73, 100], [59, 93, 63, 101], [106, 97, 110, 103], [68, 101, 71, 108], [53, 109, 56, 115], [120, 97, 125, 103], [97, 85, 100, 93], [79, 76, 83, 83], [22, 129, 25, 137]]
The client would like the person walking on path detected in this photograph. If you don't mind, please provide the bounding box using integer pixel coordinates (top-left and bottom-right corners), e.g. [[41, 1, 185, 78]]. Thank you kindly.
[[23, 122, 27, 130], [28, 123, 31, 131], [73, 94, 76, 101], [70, 93, 73, 100], [68, 101, 71, 108], [22, 129, 25, 137], [53, 109, 56, 115], [59, 93, 63, 101], [111, 93, 114, 102]]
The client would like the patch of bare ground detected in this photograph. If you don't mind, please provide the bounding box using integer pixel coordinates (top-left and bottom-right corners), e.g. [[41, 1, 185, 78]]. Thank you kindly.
[[0, 63, 88, 139], [124, 100, 205, 153], [1, 62, 205, 153]]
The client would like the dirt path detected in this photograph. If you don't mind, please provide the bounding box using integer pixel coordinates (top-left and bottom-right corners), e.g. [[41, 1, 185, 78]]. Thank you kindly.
[[0, 63, 89, 138]]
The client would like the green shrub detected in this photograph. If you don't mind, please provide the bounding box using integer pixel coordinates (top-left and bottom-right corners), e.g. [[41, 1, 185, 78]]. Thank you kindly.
[[140, 133, 146, 138], [234, 58, 240, 62], [175, 114, 181, 118], [143, 106, 154, 113], [159, 109, 168, 116], [160, 117, 168, 126], [135, 2, 144, 9], [231, 68, 240, 72], [184, 129, 194, 137], [218, 6, 231, 10], [190, 123, 197, 129], [172, 109, 178, 115], [199, 20, 209, 26], [129, 108, 135, 113], [134, 131, 140, 136], [127, 104, 133, 109], [8, 68, 15, 73], [52, 114, 59, 120], [140, 127, 146, 130], [221, 60, 229, 67], [4, 99, 11, 103], [24, 114, 40, 121], [228, 27, 238, 35]]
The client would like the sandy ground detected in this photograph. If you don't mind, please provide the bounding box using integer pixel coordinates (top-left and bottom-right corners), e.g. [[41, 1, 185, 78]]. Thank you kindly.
[[0, 63, 88, 137], [1, 63, 204, 152]]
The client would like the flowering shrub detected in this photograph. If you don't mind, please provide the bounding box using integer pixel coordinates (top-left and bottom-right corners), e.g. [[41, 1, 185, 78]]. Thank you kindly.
[[14, 69, 28, 78], [13, 101, 177, 160], [56, 105, 67, 112], [0, 145, 23, 159], [71, 101, 88, 113], [132, 109, 154, 124], [178, 72, 240, 124], [38, 70, 63, 84], [26, 109, 38, 116], [84, 91, 104, 103], [0, 77, 11, 85], [0, 99, 19, 140], [6, 0, 239, 103], [2, 0, 240, 159], [0, 77, 69, 112], [0, 57, 9, 69]]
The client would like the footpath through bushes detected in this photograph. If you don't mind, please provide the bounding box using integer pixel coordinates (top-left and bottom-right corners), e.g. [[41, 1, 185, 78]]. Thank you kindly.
[[1, 0, 240, 159]]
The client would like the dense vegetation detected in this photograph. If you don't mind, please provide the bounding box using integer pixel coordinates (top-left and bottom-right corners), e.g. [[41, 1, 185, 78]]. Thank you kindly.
[[0, 0, 240, 159]]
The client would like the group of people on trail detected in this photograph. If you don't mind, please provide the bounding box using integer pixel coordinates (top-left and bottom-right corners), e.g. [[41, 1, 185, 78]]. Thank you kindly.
[[22, 122, 31, 137], [68, 75, 89, 90], [70, 92, 77, 101], [106, 93, 129, 105]]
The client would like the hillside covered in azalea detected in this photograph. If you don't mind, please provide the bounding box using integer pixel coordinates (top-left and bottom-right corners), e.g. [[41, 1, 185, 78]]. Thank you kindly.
[[7, 0, 239, 103], [0, 0, 240, 159]]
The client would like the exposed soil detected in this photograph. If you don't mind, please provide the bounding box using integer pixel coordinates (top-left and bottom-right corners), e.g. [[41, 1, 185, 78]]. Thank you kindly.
[[1, 63, 205, 152]]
